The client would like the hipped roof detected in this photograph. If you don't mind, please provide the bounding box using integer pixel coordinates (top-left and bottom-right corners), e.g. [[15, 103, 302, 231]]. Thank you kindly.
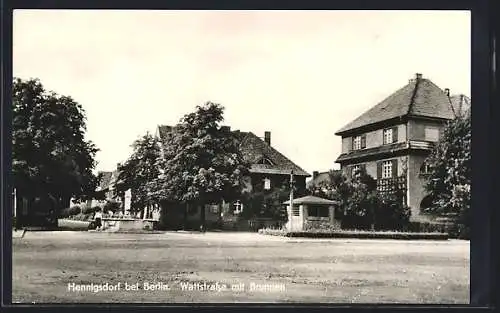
[[335, 75, 456, 135], [283, 195, 339, 205]]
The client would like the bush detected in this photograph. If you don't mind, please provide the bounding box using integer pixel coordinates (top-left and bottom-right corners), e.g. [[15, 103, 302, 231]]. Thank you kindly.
[[408, 221, 468, 240], [82, 206, 101, 215], [258, 228, 288, 236], [304, 220, 339, 232], [374, 191, 411, 231], [259, 228, 448, 240], [60, 206, 82, 218], [104, 200, 121, 213]]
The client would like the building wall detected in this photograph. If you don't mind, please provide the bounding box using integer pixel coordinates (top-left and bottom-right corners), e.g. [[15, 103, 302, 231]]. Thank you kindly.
[[407, 119, 445, 142], [342, 156, 408, 180], [407, 154, 433, 222], [341, 123, 407, 153], [341, 137, 351, 154]]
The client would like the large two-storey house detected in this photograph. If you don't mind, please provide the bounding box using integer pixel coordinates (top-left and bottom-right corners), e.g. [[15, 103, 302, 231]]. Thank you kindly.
[[334, 73, 462, 222], [156, 125, 310, 228]]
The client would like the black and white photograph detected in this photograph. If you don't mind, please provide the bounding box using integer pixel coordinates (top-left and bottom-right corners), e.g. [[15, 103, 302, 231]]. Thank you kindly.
[[11, 10, 471, 303]]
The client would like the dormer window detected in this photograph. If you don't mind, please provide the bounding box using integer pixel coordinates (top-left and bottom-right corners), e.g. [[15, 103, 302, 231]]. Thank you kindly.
[[352, 134, 366, 150], [257, 157, 274, 166]]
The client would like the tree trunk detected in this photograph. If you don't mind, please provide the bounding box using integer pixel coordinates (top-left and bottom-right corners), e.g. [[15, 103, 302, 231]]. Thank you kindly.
[[200, 201, 206, 232], [183, 203, 188, 230]]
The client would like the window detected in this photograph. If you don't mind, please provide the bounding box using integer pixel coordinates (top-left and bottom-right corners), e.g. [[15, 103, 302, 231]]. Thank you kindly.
[[351, 165, 361, 178], [353, 136, 361, 150], [424, 126, 440, 142], [233, 200, 243, 215], [382, 160, 393, 178], [352, 135, 366, 150], [420, 161, 432, 174], [208, 204, 220, 214], [307, 205, 329, 217], [263, 178, 271, 190], [383, 128, 393, 144], [292, 205, 300, 216]]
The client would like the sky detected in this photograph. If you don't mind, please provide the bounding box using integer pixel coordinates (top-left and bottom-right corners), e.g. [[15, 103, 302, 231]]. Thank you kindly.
[[13, 10, 471, 176]]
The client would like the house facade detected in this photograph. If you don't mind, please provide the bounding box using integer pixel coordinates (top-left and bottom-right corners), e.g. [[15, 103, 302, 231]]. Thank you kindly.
[[334, 73, 460, 222], [156, 125, 310, 227], [89, 167, 123, 208]]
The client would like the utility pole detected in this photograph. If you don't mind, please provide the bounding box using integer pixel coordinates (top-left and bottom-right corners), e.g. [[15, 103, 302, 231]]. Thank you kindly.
[[13, 188, 17, 218], [289, 170, 294, 232]]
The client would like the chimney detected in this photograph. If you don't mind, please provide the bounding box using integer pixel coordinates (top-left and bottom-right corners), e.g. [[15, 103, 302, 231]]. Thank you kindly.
[[264, 131, 271, 146], [444, 88, 450, 96], [313, 171, 319, 180], [416, 73, 423, 80]]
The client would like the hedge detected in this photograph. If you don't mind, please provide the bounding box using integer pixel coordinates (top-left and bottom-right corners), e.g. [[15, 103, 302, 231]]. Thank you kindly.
[[258, 228, 449, 240]]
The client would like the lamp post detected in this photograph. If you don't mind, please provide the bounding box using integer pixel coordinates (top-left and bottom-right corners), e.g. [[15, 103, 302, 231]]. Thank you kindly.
[[289, 170, 294, 232]]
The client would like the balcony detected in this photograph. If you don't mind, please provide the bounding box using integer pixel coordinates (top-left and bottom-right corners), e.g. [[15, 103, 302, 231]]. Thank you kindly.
[[335, 142, 407, 163], [408, 140, 434, 150]]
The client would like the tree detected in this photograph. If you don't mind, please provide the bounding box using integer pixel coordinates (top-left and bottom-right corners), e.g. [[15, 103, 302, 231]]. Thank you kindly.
[[344, 169, 379, 230], [151, 102, 250, 230], [424, 111, 471, 237], [12, 78, 99, 224], [116, 132, 161, 214], [241, 184, 294, 221]]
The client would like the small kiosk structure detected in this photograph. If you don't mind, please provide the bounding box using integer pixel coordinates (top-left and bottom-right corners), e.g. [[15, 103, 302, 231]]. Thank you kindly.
[[283, 195, 340, 232]]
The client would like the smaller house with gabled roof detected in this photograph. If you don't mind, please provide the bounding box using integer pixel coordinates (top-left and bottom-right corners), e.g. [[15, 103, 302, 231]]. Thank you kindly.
[[334, 73, 462, 222]]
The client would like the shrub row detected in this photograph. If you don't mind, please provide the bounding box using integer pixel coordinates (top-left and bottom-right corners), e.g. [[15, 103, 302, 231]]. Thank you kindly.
[[258, 228, 449, 240]]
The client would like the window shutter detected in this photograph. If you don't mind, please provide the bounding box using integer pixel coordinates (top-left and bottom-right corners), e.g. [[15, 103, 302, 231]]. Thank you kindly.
[[347, 166, 352, 179], [361, 134, 366, 149], [392, 159, 398, 178], [361, 163, 366, 174], [392, 127, 398, 143], [351, 137, 354, 151], [377, 162, 382, 179]]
